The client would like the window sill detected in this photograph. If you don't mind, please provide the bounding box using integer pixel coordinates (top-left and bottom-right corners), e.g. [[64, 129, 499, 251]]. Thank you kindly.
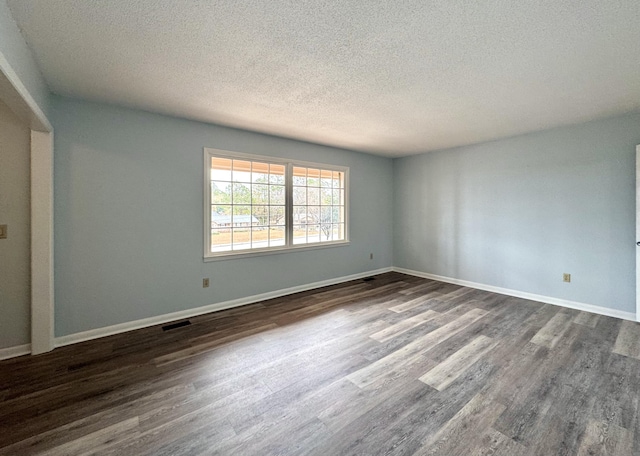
[[203, 240, 350, 262]]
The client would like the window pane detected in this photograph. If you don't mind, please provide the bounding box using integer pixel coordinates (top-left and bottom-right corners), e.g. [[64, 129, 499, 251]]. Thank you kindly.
[[251, 227, 269, 249], [252, 205, 268, 226], [270, 164, 285, 184], [212, 204, 232, 215], [293, 224, 306, 244], [252, 184, 269, 205], [292, 205, 305, 225], [307, 223, 320, 243], [335, 223, 345, 240], [307, 168, 320, 186], [321, 169, 332, 187], [332, 206, 343, 223], [232, 160, 252, 182], [308, 187, 320, 205], [269, 226, 285, 247], [232, 205, 251, 216], [211, 157, 232, 181], [319, 224, 332, 241], [251, 162, 269, 183], [212, 206, 232, 228], [293, 187, 306, 205], [231, 228, 251, 250], [331, 171, 345, 189], [307, 205, 320, 223], [293, 167, 306, 185], [321, 206, 332, 224], [332, 189, 340, 205], [270, 206, 285, 225], [232, 207, 253, 229], [212, 181, 232, 204], [232, 182, 251, 204], [270, 185, 285, 205], [211, 228, 231, 252], [321, 187, 332, 205]]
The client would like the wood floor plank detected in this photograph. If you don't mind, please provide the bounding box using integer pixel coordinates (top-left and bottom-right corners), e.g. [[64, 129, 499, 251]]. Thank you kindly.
[[397, 280, 440, 294], [481, 340, 547, 406], [528, 383, 601, 454], [492, 324, 585, 447], [319, 357, 437, 432], [413, 393, 505, 456], [589, 350, 640, 432], [469, 428, 527, 456], [347, 308, 488, 388], [315, 379, 437, 456], [573, 311, 600, 328], [138, 375, 272, 433], [101, 405, 237, 456], [336, 360, 499, 456], [272, 281, 408, 324], [152, 323, 278, 366], [36, 417, 139, 456], [612, 320, 640, 359], [152, 424, 237, 456], [419, 335, 498, 391], [217, 414, 328, 456], [523, 303, 561, 328], [370, 309, 440, 342], [0, 383, 195, 455], [310, 282, 369, 299], [530, 311, 573, 349], [576, 419, 633, 456], [368, 354, 439, 393], [389, 295, 436, 313]]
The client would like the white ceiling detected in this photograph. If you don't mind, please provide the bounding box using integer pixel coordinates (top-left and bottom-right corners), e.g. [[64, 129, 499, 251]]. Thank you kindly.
[[7, 0, 640, 157]]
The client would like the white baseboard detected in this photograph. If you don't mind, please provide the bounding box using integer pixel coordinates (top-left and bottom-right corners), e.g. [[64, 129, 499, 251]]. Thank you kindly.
[[393, 267, 637, 322], [55, 267, 394, 348], [0, 343, 31, 361]]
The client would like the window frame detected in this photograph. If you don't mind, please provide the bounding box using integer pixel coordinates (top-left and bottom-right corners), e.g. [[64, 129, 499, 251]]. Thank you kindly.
[[203, 148, 349, 261]]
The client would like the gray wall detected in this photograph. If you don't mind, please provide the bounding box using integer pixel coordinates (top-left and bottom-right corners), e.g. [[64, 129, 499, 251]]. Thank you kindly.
[[51, 95, 393, 337], [0, 98, 30, 348], [394, 112, 640, 313]]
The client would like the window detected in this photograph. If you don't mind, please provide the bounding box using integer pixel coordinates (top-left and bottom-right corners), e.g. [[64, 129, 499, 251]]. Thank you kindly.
[[204, 148, 348, 259]]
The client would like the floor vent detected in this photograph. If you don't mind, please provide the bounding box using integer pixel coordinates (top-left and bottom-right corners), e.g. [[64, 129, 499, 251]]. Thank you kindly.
[[362, 277, 375, 282], [162, 320, 192, 331]]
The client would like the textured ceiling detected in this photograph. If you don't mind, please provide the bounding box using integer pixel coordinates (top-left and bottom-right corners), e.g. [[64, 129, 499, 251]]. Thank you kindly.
[[7, 0, 640, 157]]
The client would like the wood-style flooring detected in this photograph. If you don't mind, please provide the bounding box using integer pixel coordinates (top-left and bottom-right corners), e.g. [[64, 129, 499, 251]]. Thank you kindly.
[[1, 272, 640, 455]]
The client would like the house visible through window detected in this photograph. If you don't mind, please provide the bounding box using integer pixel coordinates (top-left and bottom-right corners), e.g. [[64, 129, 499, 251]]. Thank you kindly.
[[205, 149, 348, 258]]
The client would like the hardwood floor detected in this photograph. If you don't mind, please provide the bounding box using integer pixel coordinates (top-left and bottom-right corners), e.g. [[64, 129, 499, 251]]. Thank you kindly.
[[1, 272, 639, 455]]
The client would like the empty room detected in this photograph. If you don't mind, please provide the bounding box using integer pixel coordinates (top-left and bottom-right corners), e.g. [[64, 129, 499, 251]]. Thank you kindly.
[[2, 1, 640, 454]]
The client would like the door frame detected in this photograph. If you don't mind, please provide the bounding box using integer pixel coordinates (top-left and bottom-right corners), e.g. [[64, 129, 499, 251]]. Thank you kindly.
[[31, 130, 54, 353], [637, 145, 640, 322], [0, 55, 54, 354]]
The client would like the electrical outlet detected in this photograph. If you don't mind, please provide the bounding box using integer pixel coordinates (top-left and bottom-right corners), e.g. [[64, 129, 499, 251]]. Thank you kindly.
[[0, 224, 6, 239], [203, 278, 210, 288], [369, 253, 373, 260], [563, 273, 571, 283]]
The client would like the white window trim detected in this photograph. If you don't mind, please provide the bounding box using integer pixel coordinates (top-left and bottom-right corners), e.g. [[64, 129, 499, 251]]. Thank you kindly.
[[203, 148, 350, 261]]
